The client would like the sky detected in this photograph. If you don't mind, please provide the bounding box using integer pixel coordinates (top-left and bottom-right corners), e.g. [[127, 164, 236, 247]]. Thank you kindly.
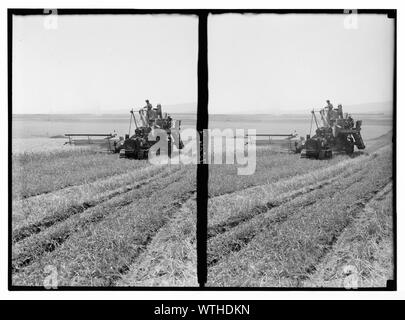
[[13, 14, 198, 114], [13, 13, 394, 115], [208, 13, 394, 114]]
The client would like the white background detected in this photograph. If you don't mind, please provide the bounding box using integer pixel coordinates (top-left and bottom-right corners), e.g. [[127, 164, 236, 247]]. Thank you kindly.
[[1, 0, 402, 300]]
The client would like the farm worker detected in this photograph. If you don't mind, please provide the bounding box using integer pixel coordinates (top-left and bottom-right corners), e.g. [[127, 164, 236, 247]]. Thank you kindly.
[[337, 104, 343, 119], [167, 115, 173, 128], [145, 99, 153, 110], [145, 100, 154, 125], [155, 104, 162, 119], [347, 115, 354, 128], [325, 100, 333, 122]]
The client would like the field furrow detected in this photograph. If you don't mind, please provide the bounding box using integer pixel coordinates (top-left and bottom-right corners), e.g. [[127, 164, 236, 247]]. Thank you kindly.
[[12, 166, 190, 273], [207, 164, 370, 267], [118, 197, 198, 287], [11, 127, 393, 288], [207, 164, 366, 239], [12, 165, 196, 286], [207, 146, 392, 287], [304, 182, 393, 288], [12, 165, 176, 243], [207, 152, 372, 235]]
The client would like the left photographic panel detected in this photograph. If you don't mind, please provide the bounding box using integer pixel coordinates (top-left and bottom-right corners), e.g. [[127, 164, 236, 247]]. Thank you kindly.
[[10, 11, 198, 288]]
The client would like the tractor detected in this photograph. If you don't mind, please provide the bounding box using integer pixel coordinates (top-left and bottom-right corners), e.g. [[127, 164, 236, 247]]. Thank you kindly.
[[114, 102, 183, 159], [298, 103, 365, 159]]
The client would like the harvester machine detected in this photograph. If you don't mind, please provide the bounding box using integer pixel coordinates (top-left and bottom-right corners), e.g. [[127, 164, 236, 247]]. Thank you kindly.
[[298, 103, 365, 159], [114, 102, 183, 159]]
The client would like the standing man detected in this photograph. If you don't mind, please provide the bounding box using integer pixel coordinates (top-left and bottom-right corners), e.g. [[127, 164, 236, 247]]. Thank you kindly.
[[326, 100, 333, 111], [145, 99, 154, 125], [325, 100, 333, 123]]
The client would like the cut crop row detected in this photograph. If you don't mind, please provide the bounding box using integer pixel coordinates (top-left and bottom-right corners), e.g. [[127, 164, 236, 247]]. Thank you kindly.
[[118, 198, 197, 287], [12, 165, 177, 242], [207, 150, 392, 286], [12, 165, 191, 274], [208, 152, 372, 232], [12, 165, 196, 286]]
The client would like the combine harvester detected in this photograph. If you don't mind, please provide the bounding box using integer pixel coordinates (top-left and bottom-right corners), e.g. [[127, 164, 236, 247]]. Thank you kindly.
[[246, 102, 365, 160], [64, 100, 183, 158], [298, 102, 366, 159], [114, 101, 184, 159]]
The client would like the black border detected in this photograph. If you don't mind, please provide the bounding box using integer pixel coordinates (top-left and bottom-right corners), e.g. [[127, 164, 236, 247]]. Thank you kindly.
[[196, 12, 209, 288], [8, 8, 397, 291]]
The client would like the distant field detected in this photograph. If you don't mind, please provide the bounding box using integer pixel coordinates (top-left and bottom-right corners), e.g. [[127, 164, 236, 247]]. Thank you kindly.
[[12, 113, 197, 139]]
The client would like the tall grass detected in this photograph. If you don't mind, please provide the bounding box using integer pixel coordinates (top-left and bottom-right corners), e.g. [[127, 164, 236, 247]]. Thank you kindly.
[[12, 166, 196, 286], [118, 198, 197, 287], [12, 165, 174, 242], [208, 153, 369, 229], [209, 148, 342, 197], [208, 130, 392, 198], [12, 149, 149, 199], [305, 183, 393, 287], [207, 147, 392, 287]]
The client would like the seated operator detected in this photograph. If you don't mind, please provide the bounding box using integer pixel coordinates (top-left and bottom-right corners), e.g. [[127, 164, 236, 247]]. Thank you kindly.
[[325, 100, 333, 123]]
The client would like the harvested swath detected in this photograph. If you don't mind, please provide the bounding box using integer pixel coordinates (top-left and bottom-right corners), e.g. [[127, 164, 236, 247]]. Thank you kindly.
[[12, 165, 175, 242], [207, 149, 392, 287], [207, 162, 371, 267], [208, 148, 344, 197], [208, 152, 370, 232], [118, 198, 197, 287], [12, 166, 196, 286], [304, 183, 393, 288], [208, 130, 392, 198], [207, 166, 362, 239], [12, 166, 190, 273]]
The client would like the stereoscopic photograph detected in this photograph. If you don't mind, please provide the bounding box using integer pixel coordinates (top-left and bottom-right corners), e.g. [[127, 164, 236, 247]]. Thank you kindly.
[[206, 13, 394, 288], [11, 12, 198, 287], [9, 9, 395, 290]]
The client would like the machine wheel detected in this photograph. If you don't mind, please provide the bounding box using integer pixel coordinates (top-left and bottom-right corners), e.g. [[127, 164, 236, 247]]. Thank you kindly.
[[346, 143, 354, 155], [318, 150, 326, 160], [318, 149, 332, 160], [137, 150, 148, 159]]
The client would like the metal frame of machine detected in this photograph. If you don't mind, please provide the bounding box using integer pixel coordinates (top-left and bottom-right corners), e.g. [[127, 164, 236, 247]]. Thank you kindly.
[[114, 102, 183, 159], [298, 103, 366, 159]]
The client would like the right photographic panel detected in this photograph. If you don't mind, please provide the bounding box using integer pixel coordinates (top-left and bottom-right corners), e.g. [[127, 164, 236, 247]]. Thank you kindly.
[[207, 12, 395, 288]]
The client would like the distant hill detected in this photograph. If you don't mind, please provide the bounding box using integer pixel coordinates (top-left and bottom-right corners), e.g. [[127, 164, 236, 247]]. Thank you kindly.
[[209, 101, 393, 115], [100, 102, 197, 115], [345, 101, 393, 115], [274, 101, 394, 115], [13, 101, 391, 116], [162, 102, 197, 114]]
